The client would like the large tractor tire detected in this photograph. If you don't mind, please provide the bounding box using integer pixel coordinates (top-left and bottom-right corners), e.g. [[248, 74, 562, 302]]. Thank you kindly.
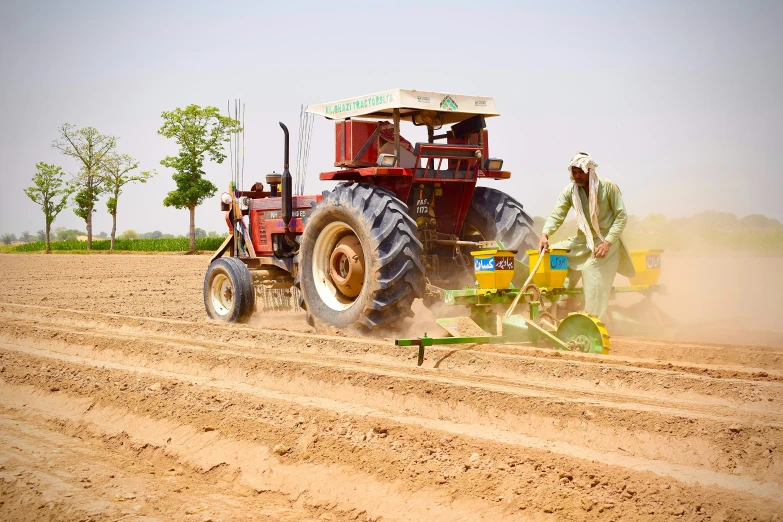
[[452, 187, 538, 289], [295, 183, 425, 330], [462, 187, 538, 261], [203, 257, 256, 323]]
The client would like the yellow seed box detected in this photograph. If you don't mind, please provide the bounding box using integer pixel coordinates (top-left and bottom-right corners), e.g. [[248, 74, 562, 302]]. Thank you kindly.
[[628, 249, 663, 286], [471, 249, 516, 289], [525, 249, 570, 288]]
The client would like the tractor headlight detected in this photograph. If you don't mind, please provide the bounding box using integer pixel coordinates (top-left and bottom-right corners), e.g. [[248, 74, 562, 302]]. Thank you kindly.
[[485, 158, 503, 171], [220, 192, 232, 211], [377, 154, 397, 167]]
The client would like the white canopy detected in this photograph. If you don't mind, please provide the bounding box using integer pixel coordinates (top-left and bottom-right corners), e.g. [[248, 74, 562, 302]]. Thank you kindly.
[[306, 89, 499, 125]]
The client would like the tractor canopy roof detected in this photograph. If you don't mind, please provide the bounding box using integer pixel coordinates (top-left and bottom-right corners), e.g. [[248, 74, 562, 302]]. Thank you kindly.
[[306, 89, 499, 126]]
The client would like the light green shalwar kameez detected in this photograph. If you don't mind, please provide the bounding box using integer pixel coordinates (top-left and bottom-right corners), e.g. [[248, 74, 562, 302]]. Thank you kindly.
[[542, 178, 635, 320]]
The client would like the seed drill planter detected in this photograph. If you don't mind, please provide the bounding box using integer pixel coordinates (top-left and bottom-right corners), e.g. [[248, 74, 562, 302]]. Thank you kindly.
[[396, 245, 666, 365]]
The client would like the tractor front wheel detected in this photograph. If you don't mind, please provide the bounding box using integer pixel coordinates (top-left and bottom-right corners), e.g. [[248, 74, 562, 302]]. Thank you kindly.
[[296, 183, 425, 330], [203, 257, 256, 323]]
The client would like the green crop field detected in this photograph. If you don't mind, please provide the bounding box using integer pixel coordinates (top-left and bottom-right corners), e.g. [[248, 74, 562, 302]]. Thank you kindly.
[[12, 237, 226, 253]]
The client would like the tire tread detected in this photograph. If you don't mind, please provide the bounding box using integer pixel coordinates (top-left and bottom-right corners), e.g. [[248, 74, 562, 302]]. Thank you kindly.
[[295, 183, 424, 330]]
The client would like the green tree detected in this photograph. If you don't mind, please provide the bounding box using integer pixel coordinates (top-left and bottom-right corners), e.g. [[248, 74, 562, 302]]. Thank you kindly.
[[52, 124, 116, 249], [102, 152, 155, 250], [23, 162, 73, 253], [119, 229, 139, 240], [739, 214, 776, 229], [1, 233, 16, 245], [158, 105, 241, 253], [20, 231, 31, 243], [37, 230, 45, 241], [56, 229, 83, 241]]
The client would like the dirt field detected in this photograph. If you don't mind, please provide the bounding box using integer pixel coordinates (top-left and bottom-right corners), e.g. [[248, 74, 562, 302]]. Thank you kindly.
[[0, 254, 781, 521]]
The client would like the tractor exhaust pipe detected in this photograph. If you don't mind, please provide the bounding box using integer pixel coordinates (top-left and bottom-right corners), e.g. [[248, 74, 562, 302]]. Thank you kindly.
[[279, 122, 293, 229]]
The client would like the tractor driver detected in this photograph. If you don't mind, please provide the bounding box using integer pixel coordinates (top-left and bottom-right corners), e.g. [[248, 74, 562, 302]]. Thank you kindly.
[[538, 152, 635, 320]]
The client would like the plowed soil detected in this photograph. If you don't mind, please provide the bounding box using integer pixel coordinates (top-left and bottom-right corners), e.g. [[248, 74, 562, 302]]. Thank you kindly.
[[0, 254, 781, 521]]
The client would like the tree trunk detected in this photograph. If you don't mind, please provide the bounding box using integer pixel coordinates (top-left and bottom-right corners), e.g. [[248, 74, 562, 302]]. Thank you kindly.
[[110, 211, 117, 251], [189, 205, 196, 253], [86, 208, 93, 250], [110, 188, 119, 251], [45, 222, 51, 254]]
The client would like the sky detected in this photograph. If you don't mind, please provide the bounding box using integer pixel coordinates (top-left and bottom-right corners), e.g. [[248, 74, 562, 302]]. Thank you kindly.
[[1, 0, 781, 237]]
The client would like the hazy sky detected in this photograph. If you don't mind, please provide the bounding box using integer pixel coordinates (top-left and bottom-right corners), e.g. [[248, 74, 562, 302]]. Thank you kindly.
[[1, 0, 781, 237]]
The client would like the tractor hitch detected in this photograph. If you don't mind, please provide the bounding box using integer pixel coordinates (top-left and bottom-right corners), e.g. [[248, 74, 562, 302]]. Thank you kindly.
[[396, 333, 504, 366]]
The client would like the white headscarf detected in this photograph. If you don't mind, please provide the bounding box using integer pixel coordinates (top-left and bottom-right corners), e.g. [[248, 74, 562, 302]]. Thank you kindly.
[[568, 152, 604, 253]]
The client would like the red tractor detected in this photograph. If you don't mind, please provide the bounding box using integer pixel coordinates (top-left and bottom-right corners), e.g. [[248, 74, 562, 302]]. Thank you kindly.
[[204, 89, 536, 330]]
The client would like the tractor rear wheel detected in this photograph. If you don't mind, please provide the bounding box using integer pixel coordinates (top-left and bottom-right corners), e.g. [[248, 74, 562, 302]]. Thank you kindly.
[[456, 187, 537, 287], [463, 187, 537, 259], [295, 183, 425, 330], [203, 257, 256, 323]]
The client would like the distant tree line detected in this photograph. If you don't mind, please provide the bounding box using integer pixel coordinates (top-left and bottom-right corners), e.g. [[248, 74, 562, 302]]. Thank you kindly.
[[2, 227, 227, 245], [22, 104, 241, 254], [24, 125, 155, 253], [533, 211, 783, 254], [117, 228, 227, 240]]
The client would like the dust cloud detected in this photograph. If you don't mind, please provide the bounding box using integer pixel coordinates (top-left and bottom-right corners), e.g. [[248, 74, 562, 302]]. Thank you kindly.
[[386, 299, 477, 341], [615, 254, 783, 347], [244, 256, 783, 348], [387, 255, 783, 349]]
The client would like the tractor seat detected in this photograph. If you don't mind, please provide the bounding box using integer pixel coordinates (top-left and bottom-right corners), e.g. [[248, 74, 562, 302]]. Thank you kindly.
[[378, 141, 416, 168]]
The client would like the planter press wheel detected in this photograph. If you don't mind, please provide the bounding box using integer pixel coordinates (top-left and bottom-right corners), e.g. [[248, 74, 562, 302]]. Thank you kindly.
[[556, 312, 611, 355]]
